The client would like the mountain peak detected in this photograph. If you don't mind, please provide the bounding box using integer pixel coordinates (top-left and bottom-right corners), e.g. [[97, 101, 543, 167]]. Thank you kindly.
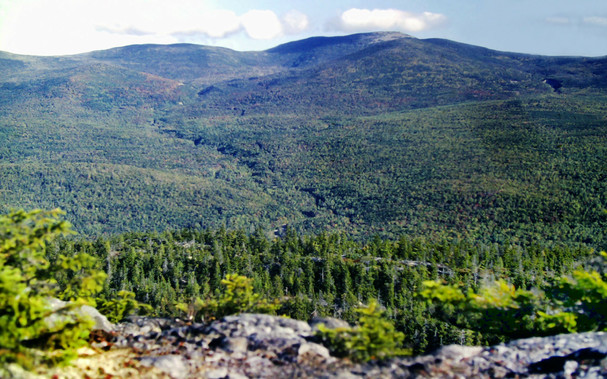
[[267, 31, 411, 54]]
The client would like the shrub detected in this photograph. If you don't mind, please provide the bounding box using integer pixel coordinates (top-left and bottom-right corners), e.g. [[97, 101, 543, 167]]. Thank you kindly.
[[0, 209, 106, 370], [176, 274, 279, 322], [420, 251, 607, 339], [97, 290, 153, 323], [316, 300, 410, 362]]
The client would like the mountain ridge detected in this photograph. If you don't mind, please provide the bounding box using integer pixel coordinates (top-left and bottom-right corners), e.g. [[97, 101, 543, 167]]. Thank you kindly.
[[1, 32, 606, 245], [2, 32, 606, 105]]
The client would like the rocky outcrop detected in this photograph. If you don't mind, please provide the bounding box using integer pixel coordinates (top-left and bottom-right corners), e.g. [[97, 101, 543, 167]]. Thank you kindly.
[[45, 297, 114, 333], [108, 314, 343, 378], [57, 314, 607, 378], [407, 332, 607, 378]]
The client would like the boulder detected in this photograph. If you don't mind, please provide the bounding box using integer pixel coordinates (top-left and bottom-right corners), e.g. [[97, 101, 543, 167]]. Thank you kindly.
[[405, 331, 607, 378], [44, 297, 114, 333]]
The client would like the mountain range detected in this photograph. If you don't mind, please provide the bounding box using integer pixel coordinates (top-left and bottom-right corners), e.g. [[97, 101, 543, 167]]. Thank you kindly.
[[1, 32, 606, 246]]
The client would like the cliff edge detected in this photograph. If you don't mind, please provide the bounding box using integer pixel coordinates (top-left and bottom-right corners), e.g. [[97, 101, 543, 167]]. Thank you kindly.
[[11, 313, 604, 378]]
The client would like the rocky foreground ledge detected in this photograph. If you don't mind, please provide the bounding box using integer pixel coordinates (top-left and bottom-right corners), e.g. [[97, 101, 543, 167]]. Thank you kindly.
[[13, 313, 607, 378]]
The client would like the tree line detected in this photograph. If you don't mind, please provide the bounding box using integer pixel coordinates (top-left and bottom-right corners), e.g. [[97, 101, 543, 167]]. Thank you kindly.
[[51, 225, 593, 354]]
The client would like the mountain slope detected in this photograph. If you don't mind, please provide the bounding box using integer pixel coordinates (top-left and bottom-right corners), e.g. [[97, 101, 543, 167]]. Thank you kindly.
[[185, 35, 607, 118], [84, 44, 280, 84], [0, 33, 606, 245]]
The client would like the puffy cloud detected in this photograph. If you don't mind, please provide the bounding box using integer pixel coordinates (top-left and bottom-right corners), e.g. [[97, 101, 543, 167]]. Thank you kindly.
[[240, 10, 283, 40], [99, 7, 307, 41], [0, 0, 310, 55], [94, 4, 241, 39], [333, 8, 446, 33], [583, 16, 607, 27], [193, 10, 241, 38], [283, 10, 309, 34], [0, 0, 181, 55]]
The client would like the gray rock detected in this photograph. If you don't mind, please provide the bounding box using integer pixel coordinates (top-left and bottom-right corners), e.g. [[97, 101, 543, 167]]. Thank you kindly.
[[298, 342, 331, 359], [334, 372, 361, 379], [44, 297, 114, 332], [436, 344, 483, 360], [205, 367, 228, 379], [138, 354, 189, 378], [564, 360, 578, 376], [223, 337, 248, 353], [91, 314, 607, 379], [117, 316, 166, 336], [207, 313, 314, 360], [220, 313, 312, 338], [242, 355, 275, 373]]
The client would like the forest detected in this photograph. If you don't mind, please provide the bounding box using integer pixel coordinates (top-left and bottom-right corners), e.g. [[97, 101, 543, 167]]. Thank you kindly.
[[1, 32, 607, 371], [2, 94, 606, 247], [49, 220, 596, 354], [1, 33, 606, 246], [2, 208, 604, 372]]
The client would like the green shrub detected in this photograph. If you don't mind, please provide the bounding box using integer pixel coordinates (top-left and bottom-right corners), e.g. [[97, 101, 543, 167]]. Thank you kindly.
[[56, 250, 108, 305], [97, 290, 153, 323], [420, 251, 607, 339], [176, 274, 279, 322], [0, 209, 106, 370], [316, 300, 410, 362], [552, 253, 607, 331]]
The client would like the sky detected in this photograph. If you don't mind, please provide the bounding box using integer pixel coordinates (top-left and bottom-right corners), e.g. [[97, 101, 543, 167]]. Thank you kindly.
[[0, 0, 606, 57]]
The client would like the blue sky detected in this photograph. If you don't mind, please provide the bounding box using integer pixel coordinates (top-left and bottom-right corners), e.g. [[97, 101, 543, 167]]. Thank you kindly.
[[0, 0, 606, 56]]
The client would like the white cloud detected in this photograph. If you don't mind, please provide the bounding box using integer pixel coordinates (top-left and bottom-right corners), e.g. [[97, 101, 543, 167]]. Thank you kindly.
[[545, 17, 571, 25], [545, 15, 607, 29], [583, 16, 607, 27], [189, 10, 241, 38], [334, 8, 446, 33], [0, 0, 309, 55], [93, 2, 241, 39], [283, 10, 309, 34], [98, 7, 306, 41], [0, 0, 196, 55], [240, 10, 283, 40]]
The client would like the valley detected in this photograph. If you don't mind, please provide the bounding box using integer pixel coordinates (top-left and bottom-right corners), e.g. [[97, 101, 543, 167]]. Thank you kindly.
[[0, 32, 605, 247]]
